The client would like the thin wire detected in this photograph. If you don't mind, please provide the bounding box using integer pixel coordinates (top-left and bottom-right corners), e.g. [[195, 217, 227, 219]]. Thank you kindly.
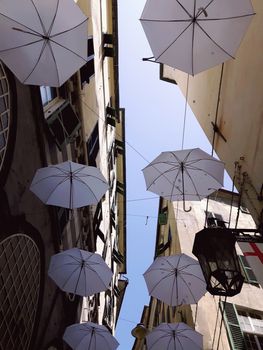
[[211, 296, 221, 349], [79, 95, 151, 164], [235, 172, 245, 228], [216, 295, 227, 350], [228, 162, 238, 228], [181, 74, 190, 150], [204, 63, 225, 227], [194, 303, 198, 326]]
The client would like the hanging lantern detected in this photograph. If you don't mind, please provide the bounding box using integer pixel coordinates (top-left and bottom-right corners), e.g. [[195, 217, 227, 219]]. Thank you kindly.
[[192, 228, 244, 296]]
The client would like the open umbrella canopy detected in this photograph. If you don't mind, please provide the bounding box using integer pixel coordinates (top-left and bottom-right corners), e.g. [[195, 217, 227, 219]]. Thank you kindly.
[[143, 253, 206, 306], [146, 322, 203, 350], [30, 161, 109, 209], [63, 322, 119, 350], [0, 0, 88, 86], [140, 0, 255, 75], [48, 248, 113, 297], [142, 148, 224, 210]]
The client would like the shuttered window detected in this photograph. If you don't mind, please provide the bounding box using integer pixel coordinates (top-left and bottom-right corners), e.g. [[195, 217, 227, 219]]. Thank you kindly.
[[222, 302, 263, 350], [220, 302, 245, 350], [239, 255, 259, 285]]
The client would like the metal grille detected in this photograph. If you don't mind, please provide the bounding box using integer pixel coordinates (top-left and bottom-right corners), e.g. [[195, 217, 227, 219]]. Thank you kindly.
[[0, 234, 41, 350], [0, 62, 10, 172]]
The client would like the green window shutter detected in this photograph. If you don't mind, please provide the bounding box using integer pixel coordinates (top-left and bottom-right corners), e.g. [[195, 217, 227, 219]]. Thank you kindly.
[[220, 302, 245, 350], [239, 255, 258, 284]]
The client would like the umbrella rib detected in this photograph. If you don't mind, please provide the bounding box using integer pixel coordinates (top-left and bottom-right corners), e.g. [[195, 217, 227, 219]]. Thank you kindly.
[[198, 13, 255, 22], [178, 333, 203, 349], [0, 38, 45, 54], [31, 173, 67, 187], [184, 165, 223, 186], [0, 11, 43, 37], [47, 0, 59, 37], [44, 176, 70, 204], [178, 273, 201, 303], [61, 264, 82, 291], [149, 333, 173, 349], [196, 0, 215, 19], [73, 175, 108, 202], [179, 270, 206, 284], [156, 22, 193, 61], [183, 167, 203, 200], [140, 18, 191, 23], [29, 0, 47, 34], [50, 18, 88, 38], [176, 334, 185, 350], [22, 39, 49, 84], [46, 39, 61, 85], [49, 37, 87, 63], [175, 0, 193, 18], [191, 0, 197, 75], [196, 22, 235, 59]]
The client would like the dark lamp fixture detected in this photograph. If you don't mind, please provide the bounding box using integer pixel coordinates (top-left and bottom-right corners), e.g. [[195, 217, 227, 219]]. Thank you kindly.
[[192, 228, 244, 297], [131, 323, 148, 339]]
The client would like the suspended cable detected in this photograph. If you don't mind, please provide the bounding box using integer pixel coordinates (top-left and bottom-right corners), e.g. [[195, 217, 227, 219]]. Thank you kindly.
[[181, 73, 190, 150], [211, 63, 224, 157], [216, 295, 227, 350], [228, 162, 238, 228], [194, 303, 198, 327], [235, 172, 246, 228], [204, 63, 225, 227], [211, 296, 221, 349]]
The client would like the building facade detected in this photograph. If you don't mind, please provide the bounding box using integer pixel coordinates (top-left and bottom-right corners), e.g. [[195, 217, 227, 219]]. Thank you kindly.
[[133, 191, 263, 350], [159, 0, 263, 228], [0, 0, 126, 349]]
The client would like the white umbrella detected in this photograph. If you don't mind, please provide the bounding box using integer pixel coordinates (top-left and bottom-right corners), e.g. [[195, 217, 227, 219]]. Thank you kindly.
[[48, 248, 113, 297], [146, 322, 202, 350], [0, 0, 88, 86], [142, 148, 224, 211], [30, 161, 109, 209], [140, 0, 255, 75], [143, 253, 206, 306], [63, 322, 119, 350]]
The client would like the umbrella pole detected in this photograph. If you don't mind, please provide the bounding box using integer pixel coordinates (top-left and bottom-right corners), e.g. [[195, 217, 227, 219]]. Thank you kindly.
[[181, 164, 191, 212]]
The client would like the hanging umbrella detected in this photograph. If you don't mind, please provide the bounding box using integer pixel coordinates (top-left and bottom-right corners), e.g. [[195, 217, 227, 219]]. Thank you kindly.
[[146, 322, 202, 350], [0, 0, 88, 86], [140, 0, 255, 75], [30, 161, 109, 209], [142, 148, 224, 211], [48, 248, 113, 297], [143, 253, 206, 306], [63, 322, 119, 350]]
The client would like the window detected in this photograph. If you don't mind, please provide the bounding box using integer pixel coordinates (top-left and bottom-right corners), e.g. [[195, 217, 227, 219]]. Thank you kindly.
[[222, 302, 263, 350], [239, 255, 259, 286], [46, 99, 81, 149], [80, 37, 94, 87], [40, 86, 58, 106], [87, 122, 99, 166], [103, 33, 114, 58], [206, 212, 226, 228], [238, 310, 263, 350], [156, 227, 172, 256]]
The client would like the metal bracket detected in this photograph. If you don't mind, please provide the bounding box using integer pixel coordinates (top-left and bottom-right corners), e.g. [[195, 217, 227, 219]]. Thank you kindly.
[[211, 122, 227, 142]]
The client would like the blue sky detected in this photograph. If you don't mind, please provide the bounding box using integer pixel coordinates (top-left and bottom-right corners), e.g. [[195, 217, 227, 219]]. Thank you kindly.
[[115, 1, 230, 348]]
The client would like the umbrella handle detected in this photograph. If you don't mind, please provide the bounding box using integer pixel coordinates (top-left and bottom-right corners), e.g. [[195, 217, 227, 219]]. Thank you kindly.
[[68, 293, 76, 302], [183, 200, 192, 212]]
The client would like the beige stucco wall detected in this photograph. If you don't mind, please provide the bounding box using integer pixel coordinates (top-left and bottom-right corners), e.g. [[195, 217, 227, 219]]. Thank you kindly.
[[173, 193, 263, 350], [162, 0, 263, 225]]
